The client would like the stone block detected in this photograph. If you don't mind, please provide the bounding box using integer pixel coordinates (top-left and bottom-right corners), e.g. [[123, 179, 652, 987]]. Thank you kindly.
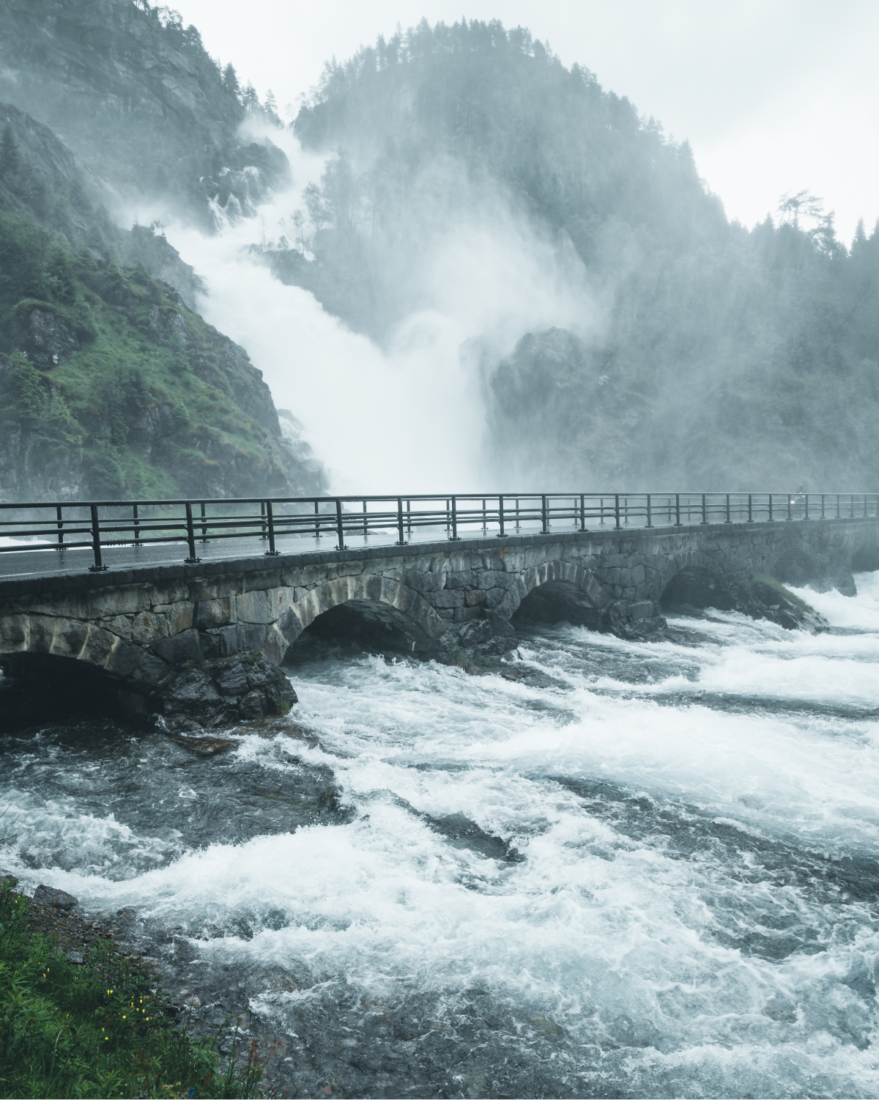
[[152, 630, 199, 666], [78, 623, 117, 668], [48, 620, 90, 660], [453, 606, 483, 623], [169, 602, 194, 635], [197, 598, 234, 630], [465, 590, 488, 608], [131, 610, 170, 645], [432, 590, 465, 610], [27, 615, 56, 655], [104, 640, 147, 679], [0, 613, 27, 651], [89, 588, 144, 617]]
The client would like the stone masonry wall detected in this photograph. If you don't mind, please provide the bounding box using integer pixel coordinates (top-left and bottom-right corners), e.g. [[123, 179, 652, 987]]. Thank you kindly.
[[0, 519, 877, 707]]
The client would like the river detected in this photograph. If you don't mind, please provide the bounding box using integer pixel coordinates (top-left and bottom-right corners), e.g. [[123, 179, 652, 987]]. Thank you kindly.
[[3, 576, 879, 1098]]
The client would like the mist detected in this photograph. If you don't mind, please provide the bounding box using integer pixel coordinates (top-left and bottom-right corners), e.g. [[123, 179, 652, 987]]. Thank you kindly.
[[141, 124, 595, 494]]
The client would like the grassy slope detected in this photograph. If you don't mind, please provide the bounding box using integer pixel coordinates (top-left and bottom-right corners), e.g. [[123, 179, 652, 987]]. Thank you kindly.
[[0, 114, 318, 501]]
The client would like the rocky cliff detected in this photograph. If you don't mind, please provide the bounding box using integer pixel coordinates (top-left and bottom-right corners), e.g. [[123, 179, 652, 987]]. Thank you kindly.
[[0, 101, 324, 502], [0, 0, 289, 229]]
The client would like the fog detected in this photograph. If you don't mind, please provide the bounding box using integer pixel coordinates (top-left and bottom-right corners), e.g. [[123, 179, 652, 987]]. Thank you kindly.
[[138, 124, 595, 493]]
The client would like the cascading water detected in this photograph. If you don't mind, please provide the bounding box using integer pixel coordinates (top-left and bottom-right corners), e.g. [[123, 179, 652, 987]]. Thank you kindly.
[[3, 576, 879, 1097]]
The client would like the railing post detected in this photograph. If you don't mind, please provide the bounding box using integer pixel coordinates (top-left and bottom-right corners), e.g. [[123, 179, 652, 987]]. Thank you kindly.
[[395, 498, 406, 546], [748, 494, 752, 523], [266, 501, 280, 556], [336, 498, 348, 550], [407, 499, 412, 538], [674, 494, 681, 527], [614, 494, 621, 531], [184, 502, 200, 564], [804, 493, 809, 520], [260, 500, 267, 540], [581, 493, 587, 532], [541, 495, 549, 534], [515, 497, 520, 533], [89, 504, 107, 572], [646, 494, 652, 528], [363, 500, 369, 538], [200, 501, 208, 543], [624, 496, 629, 525], [701, 493, 707, 524], [314, 499, 321, 539], [56, 504, 65, 550], [768, 494, 773, 522], [482, 498, 487, 536], [132, 503, 140, 548], [498, 495, 505, 538], [450, 496, 461, 541], [787, 493, 793, 521], [725, 494, 731, 523]]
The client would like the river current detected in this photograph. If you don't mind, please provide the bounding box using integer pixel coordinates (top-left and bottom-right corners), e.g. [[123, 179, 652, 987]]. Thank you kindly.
[[4, 576, 879, 1097]]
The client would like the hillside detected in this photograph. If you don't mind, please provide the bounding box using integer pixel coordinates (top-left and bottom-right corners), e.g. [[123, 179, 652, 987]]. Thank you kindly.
[[270, 19, 879, 491], [0, 0, 288, 229], [0, 102, 325, 502]]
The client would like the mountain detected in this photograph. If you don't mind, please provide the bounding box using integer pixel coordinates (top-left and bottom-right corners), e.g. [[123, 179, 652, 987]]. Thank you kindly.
[[269, 19, 879, 491], [0, 0, 289, 230], [0, 101, 325, 501]]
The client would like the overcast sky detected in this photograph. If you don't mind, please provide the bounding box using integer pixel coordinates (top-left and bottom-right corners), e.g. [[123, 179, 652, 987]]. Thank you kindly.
[[173, 0, 879, 243]]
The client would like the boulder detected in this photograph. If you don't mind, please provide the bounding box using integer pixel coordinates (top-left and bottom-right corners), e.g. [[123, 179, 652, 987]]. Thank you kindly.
[[158, 653, 297, 729], [33, 884, 78, 910]]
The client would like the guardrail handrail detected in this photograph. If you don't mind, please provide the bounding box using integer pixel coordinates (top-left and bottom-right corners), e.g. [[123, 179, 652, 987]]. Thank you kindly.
[[0, 492, 875, 574]]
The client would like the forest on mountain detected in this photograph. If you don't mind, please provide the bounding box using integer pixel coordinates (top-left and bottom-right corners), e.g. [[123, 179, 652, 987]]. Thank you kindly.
[[268, 18, 879, 491], [0, 0, 286, 229]]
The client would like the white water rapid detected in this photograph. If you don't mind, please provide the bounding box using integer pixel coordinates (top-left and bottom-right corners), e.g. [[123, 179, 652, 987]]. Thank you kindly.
[[4, 576, 879, 1096]]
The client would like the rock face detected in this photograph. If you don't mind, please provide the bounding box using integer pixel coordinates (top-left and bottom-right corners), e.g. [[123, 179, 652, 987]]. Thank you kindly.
[[0, 0, 287, 228], [13, 307, 80, 368]]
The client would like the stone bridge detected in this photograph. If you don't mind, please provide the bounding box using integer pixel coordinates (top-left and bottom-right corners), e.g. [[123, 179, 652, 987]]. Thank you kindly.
[[2, 517, 878, 724]]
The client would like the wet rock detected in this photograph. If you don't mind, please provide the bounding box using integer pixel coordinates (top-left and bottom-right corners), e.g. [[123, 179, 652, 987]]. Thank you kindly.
[[157, 654, 297, 728], [168, 734, 236, 757], [67, 950, 85, 965], [425, 812, 522, 862], [13, 308, 80, 368], [33, 884, 78, 910]]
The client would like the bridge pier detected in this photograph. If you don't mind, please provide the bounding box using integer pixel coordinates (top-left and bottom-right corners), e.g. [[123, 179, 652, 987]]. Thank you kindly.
[[1, 517, 877, 728]]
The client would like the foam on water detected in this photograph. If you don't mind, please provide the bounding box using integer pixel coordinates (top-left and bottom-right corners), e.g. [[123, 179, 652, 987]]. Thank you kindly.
[[4, 577, 879, 1095]]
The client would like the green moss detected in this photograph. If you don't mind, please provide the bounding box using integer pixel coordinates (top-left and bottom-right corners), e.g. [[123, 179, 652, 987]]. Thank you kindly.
[[0, 204, 298, 499], [749, 574, 811, 611]]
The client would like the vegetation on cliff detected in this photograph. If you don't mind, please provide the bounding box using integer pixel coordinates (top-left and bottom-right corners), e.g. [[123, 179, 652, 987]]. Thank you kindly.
[[0, 105, 324, 502], [0, 0, 285, 228]]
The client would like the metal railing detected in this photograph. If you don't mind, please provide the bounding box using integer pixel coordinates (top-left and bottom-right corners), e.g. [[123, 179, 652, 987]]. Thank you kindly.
[[0, 492, 876, 575]]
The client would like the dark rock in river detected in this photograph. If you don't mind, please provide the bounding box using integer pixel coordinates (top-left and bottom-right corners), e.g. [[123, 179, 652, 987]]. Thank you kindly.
[[33, 884, 78, 910], [159, 654, 298, 730]]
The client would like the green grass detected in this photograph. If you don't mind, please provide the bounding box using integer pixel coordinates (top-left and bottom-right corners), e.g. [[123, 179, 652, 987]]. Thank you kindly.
[[0, 882, 265, 1099], [0, 205, 291, 500]]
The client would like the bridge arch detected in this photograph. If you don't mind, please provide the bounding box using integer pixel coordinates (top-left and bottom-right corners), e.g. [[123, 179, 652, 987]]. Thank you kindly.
[[500, 560, 609, 628], [269, 574, 445, 661]]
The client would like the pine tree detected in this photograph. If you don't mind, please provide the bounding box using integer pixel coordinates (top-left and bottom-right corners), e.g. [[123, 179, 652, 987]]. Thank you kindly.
[[222, 63, 239, 97]]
